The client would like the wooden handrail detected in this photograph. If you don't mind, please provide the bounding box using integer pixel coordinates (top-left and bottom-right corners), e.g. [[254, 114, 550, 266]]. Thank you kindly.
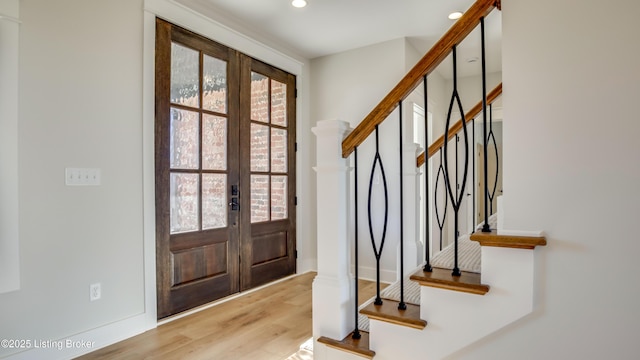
[[416, 83, 502, 167], [341, 0, 498, 158]]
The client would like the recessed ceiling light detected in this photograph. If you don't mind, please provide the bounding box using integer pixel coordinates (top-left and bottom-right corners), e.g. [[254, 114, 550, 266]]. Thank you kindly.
[[292, 0, 307, 8], [448, 11, 463, 20]]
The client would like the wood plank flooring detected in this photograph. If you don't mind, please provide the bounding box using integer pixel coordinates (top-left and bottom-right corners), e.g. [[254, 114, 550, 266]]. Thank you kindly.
[[76, 272, 385, 360]]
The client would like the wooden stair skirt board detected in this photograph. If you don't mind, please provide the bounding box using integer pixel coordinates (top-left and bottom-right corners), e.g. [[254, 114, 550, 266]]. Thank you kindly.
[[360, 299, 427, 330], [318, 331, 376, 359], [410, 267, 490, 295], [470, 230, 547, 249]]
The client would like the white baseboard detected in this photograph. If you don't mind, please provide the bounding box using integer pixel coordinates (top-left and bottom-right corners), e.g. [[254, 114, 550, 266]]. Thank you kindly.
[[297, 258, 317, 274], [356, 266, 396, 284], [3, 313, 155, 360]]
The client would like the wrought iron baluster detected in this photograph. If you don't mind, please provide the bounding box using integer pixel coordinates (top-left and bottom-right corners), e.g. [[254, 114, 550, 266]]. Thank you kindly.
[[487, 104, 499, 217], [443, 45, 469, 277], [455, 133, 459, 238], [352, 147, 361, 340], [480, 16, 491, 233], [368, 126, 388, 306], [423, 75, 432, 272], [473, 118, 476, 230], [398, 101, 406, 311], [435, 150, 448, 251]]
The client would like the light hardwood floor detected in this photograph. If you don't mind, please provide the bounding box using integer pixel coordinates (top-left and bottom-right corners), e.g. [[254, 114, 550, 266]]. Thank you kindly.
[[76, 272, 385, 360]]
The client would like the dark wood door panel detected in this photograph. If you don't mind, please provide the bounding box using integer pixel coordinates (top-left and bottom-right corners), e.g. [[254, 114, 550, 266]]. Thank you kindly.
[[171, 242, 229, 286], [250, 258, 295, 288], [243, 221, 295, 290], [251, 231, 288, 265], [169, 228, 229, 252], [166, 275, 235, 316]]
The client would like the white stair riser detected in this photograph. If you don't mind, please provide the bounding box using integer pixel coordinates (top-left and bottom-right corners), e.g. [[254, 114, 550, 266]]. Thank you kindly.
[[367, 247, 536, 359]]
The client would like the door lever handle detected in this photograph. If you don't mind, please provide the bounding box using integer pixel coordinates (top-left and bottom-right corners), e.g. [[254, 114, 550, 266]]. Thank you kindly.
[[228, 197, 239, 211]]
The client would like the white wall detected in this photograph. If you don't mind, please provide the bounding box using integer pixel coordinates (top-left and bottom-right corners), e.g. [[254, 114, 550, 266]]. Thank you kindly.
[[452, 72, 503, 114], [0, 0, 314, 358], [0, 1, 146, 357], [0, 0, 20, 295], [311, 38, 407, 125], [452, 0, 640, 358]]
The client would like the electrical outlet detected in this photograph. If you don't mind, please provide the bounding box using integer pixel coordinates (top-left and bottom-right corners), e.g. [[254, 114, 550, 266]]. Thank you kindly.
[[90, 283, 101, 301]]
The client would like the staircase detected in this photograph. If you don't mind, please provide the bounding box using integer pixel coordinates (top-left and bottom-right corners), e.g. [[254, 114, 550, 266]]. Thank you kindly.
[[311, 0, 549, 358], [316, 226, 545, 359]]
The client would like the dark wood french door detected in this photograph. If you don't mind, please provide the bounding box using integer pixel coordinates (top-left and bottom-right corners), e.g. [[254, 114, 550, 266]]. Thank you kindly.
[[155, 19, 296, 319]]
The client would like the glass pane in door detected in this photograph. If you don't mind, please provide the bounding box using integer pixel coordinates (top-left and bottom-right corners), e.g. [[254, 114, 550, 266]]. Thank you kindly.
[[250, 72, 269, 123], [171, 43, 200, 108], [251, 175, 269, 223], [202, 114, 227, 170], [170, 173, 199, 233], [170, 108, 199, 170], [271, 175, 287, 220], [270, 128, 287, 173], [203, 55, 227, 113], [250, 123, 269, 172], [202, 174, 227, 229], [271, 79, 287, 126]]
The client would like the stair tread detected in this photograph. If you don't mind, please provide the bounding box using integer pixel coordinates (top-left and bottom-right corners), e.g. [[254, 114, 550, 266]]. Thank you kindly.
[[470, 230, 546, 249], [360, 299, 426, 330], [410, 267, 490, 295], [318, 331, 375, 359]]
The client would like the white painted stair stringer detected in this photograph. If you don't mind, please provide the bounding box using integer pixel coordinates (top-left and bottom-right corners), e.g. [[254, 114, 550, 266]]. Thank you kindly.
[[369, 246, 536, 359]]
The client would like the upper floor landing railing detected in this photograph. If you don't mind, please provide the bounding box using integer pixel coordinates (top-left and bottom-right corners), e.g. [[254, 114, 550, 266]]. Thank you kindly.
[[417, 83, 502, 167], [341, 0, 500, 159]]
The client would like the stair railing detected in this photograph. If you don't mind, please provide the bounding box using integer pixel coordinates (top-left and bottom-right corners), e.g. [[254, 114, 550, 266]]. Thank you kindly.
[[420, 83, 503, 272], [344, 0, 502, 340]]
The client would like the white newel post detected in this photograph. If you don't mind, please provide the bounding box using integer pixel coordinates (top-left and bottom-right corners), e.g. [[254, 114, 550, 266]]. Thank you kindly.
[[312, 120, 355, 342], [398, 142, 423, 279]]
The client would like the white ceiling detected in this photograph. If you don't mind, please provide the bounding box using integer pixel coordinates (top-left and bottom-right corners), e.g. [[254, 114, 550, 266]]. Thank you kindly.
[[175, 0, 502, 78]]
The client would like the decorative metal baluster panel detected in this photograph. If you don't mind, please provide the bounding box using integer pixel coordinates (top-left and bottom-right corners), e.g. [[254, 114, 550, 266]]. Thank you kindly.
[[434, 150, 448, 251], [398, 101, 406, 310], [487, 104, 499, 218], [480, 16, 492, 233], [443, 45, 470, 277], [352, 147, 361, 339], [472, 118, 476, 230], [368, 126, 388, 305], [423, 75, 433, 272]]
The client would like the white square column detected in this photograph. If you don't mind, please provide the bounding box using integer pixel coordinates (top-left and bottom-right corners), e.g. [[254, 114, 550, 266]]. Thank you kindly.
[[311, 120, 355, 342]]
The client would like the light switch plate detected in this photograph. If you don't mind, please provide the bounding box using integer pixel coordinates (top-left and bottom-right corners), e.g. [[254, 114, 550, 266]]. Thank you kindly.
[[65, 168, 101, 186]]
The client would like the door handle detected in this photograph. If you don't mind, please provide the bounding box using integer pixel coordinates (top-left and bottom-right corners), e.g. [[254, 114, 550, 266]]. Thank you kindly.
[[229, 197, 239, 211]]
